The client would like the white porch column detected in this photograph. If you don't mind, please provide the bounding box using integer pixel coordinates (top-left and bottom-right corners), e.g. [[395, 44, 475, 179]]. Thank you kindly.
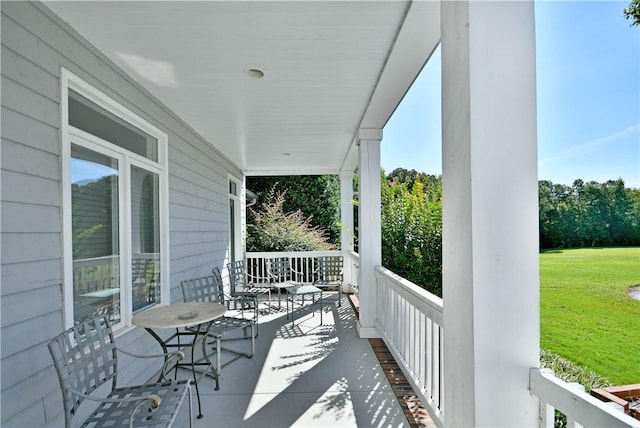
[[356, 128, 382, 338], [441, 1, 539, 427], [339, 171, 355, 287]]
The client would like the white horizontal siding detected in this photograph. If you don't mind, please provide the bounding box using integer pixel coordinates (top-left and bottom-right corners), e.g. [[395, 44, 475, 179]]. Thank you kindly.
[[1, 2, 242, 426], [1, 139, 61, 181], [1, 108, 60, 155], [1, 202, 61, 233], [1, 259, 62, 294]]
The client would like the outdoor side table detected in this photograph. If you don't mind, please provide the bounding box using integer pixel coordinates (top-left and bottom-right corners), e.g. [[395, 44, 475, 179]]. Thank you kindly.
[[132, 302, 226, 420], [286, 285, 323, 327]]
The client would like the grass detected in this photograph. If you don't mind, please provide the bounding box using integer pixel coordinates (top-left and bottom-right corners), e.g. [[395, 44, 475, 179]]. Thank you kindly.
[[540, 247, 640, 385]]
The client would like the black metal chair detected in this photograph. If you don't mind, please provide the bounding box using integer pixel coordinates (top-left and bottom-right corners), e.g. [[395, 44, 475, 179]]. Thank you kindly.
[[48, 316, 192, 428], [313, 256, 344, 306], [181, 273, 255, 381]]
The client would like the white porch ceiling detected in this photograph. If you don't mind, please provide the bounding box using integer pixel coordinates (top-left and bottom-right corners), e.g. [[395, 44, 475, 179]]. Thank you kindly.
[[44, 1, 440, 176]]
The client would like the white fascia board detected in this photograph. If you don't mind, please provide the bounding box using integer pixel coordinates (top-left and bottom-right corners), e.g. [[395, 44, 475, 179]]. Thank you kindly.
[[360, 0, 441, 129]]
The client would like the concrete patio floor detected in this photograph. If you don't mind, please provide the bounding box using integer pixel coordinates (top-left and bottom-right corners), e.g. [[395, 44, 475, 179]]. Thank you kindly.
[[175, 292, 410, 427]]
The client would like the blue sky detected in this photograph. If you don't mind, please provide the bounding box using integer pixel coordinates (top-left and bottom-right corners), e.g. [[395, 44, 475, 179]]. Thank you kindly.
[[381, 1, 640, 189]]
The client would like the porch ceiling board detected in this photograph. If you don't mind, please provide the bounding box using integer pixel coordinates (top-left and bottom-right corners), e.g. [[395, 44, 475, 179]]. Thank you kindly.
[[43, 1, 439, 176]]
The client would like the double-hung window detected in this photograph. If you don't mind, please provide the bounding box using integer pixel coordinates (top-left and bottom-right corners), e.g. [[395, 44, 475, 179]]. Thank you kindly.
[[61, 70, 169, 330]]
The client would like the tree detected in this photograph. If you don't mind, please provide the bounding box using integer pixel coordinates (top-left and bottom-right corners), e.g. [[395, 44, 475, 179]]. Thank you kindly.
[[247, 186, 335, 252], [381, 170, 443, 296], [624, 0, 640, 25], [538, 178, 640, 249], [247, 175, 341, 244]]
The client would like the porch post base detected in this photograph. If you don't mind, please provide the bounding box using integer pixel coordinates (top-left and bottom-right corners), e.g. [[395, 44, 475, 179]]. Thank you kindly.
[[356, 322, 380, 339]]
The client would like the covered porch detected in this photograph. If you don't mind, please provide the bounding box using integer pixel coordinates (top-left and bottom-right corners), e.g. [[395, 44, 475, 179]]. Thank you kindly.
[[2, 1, 639, 427]]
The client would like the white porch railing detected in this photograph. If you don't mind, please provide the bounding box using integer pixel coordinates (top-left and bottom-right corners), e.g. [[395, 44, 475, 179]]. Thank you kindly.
[[246, 250, 343, 284], [374, 265, 445, 427], [530, 368, 640, 428], [73, 255, 119, 294], [347, 251, 359, 291]]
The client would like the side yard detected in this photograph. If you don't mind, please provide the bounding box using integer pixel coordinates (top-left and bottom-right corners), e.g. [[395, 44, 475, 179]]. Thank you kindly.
[[540, 247, 640, 385]]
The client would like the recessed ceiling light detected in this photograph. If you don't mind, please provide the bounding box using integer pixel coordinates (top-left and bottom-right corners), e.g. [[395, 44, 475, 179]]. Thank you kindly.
[[245, 68, 264, 79]]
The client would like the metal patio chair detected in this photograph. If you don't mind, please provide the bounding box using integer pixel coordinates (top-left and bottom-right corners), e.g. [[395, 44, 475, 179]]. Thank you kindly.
[[313, 255, 344, 306], [226, 260, 271, 318], [267, 257, 303, 308], [48, 316, 192, 428], [181, 273, 255, 380]]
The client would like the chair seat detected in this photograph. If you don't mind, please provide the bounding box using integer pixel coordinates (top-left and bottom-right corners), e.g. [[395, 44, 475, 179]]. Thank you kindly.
[[206, 316, 253, 337], [234, 287, 270, 296], [80, 380, 191, 428]]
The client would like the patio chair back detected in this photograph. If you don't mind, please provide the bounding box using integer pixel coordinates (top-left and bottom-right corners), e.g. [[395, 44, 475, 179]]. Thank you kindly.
[[48, 317, 119, 426], [181, 274, 224, 305], [181, 272, 256, 366], [315, 256, 343, 283], [266, 257, 295, 283], [227, 260, 248, 295], [49, 316, 192, 428], [313, 256, 344, 306]]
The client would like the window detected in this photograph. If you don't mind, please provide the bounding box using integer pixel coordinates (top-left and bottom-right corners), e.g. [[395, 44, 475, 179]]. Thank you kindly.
[[62, 70, 168, 330]]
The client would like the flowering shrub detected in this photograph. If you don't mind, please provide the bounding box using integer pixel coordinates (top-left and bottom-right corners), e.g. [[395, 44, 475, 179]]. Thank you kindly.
[[247, 186, 335, 252]]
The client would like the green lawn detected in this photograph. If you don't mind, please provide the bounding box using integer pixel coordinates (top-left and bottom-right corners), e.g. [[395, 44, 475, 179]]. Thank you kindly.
[[540, 247, 640, 385]]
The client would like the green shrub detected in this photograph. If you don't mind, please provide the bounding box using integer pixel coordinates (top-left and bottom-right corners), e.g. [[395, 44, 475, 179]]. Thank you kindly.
[[247, 186, 335, 252], [381, 172, 442, 296]]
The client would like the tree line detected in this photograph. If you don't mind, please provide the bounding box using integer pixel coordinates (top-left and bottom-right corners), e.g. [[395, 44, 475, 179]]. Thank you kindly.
[[247, 171, 640, 298], [539, 179, 640, 248]]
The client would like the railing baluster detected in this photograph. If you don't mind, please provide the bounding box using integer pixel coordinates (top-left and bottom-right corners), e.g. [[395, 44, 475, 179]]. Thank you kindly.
[[539, 400, 555, 428], [426, 317, 433, 400]]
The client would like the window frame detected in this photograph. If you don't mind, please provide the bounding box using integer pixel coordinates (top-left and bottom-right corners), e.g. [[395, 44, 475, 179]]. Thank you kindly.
[[61, 69, 170, 331], [227, 174, 243, 265]]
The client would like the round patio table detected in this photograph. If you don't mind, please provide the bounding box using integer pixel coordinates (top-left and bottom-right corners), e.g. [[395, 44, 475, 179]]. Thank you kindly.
[[133, 302, 226, 419]]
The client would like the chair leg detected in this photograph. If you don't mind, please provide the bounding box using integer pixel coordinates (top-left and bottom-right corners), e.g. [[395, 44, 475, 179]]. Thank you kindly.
[[216, 336, 222, 386], [250, 323, 256, 357], [187, 383, 194, 428]]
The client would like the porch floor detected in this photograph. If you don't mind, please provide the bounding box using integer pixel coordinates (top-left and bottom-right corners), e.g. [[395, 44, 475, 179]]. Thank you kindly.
[[173, 292, 412, 427]]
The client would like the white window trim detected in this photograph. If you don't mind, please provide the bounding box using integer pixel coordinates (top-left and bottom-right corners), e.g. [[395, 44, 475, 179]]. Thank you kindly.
[[61, 68, 170, 330], [227, 174, 243, 265]]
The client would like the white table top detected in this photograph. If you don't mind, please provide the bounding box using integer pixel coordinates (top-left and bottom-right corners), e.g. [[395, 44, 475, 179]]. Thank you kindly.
[[132, 302, 226, 329], [286, 284, 322, 296]]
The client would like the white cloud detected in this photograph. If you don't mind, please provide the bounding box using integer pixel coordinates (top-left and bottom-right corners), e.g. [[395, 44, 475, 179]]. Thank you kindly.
[[540, 124, 640, 167]]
